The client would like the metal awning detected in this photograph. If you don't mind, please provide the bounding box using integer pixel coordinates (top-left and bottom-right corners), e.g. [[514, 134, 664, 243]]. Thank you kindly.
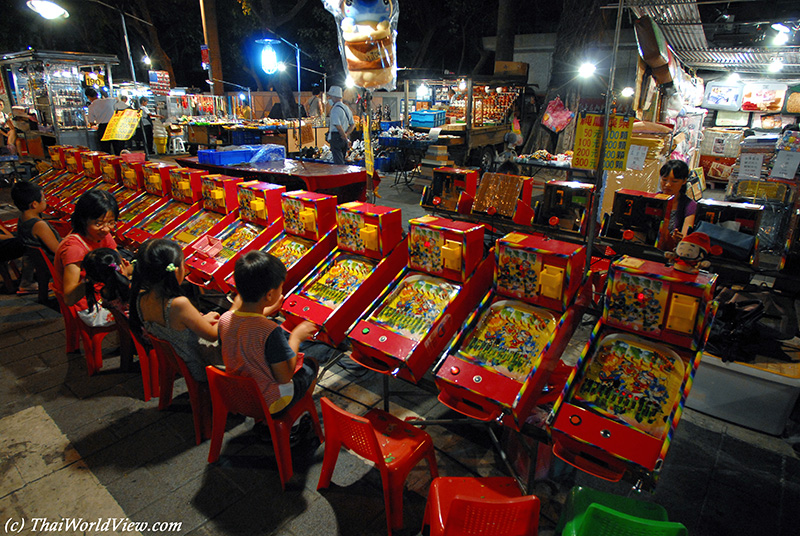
[[0, 49, 119, 67], [621, 0, 800, 75]]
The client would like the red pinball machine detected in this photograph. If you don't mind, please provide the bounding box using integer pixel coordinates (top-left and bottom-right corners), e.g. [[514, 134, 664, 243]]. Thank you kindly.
[[114, 163, 207, 250], [601, 190, 676, 249], [281, 202, 408, 347], [420, 167, 479, 215], [43, 147, 92, 208], [183, 181, 286, 291], [534, 181, 596, 236], [153, 174, 242, 256], [548, 256, 717, 488], [222, 191, 338, 293], [111, 156, 171, 236], [92, 154, 145, 210], [435, 232, 591, 430], [347, 216, 494, 383]]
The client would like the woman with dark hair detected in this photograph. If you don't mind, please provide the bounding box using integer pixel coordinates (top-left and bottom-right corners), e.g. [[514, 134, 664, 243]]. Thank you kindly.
[[54, 189, 129, 307], [129, 239, 225, 381], [658, 159, 696, 250]]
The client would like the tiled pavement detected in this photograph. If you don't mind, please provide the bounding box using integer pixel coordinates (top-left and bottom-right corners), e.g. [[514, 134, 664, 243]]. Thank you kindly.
[[1, 179, 800, 536]]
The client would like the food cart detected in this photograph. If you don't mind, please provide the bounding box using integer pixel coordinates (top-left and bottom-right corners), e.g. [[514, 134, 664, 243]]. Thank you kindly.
[[398, 77, 526, 169]]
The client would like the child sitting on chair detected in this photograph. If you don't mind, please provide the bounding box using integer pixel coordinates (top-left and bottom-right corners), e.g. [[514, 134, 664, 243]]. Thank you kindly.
[[11, 180, 61, 293], [218, 251, 319, 417], [82, 248, 131, 315], [129, 239, 224, 382]]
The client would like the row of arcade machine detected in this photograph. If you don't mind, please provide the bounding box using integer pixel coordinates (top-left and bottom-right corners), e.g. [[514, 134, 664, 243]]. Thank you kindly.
[[420, 166, 799, 270], [37, 149, 718, 490]]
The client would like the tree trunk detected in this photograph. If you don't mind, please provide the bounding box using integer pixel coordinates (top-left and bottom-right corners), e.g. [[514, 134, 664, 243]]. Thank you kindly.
[[130, 0, 175, 87], [495, 0, 516, 62], [199, 0, 223, 95], [277, 77, 299, 118], [525, 0, 604, 154]]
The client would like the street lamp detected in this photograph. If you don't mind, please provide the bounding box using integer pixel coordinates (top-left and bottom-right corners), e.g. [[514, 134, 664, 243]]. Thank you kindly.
[[26, 0, 68, 19], [257, 31, 311, 152]]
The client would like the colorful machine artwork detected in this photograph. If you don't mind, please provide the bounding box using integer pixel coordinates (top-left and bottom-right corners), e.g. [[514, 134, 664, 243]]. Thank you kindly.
[[496, 244, 541, 299], [457, 300, 557, 382], [606, 272, 669, 335], [573, 333, 685, 439], [409, 226, 444, 274], [267, 236, 314, 270], [301, 256, 377, 309], [369, 274, 461, 342]]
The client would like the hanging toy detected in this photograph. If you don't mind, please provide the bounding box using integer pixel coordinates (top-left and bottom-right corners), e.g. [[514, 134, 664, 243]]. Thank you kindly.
[[323, 0, 399, 91], [664, 232, 722, 273]]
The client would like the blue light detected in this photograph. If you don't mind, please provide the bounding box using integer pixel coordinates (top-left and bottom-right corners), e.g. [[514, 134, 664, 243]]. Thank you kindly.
[[261, 45, 278, 75]]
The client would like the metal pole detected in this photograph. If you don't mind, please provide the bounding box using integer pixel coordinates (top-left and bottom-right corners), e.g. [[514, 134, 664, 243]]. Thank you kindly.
[[296, 45, 302, 153], [120, 9, 136, 83], [247, 88, 252, 119], [119, 8, 149, 158], [585, 0, 624, 278]]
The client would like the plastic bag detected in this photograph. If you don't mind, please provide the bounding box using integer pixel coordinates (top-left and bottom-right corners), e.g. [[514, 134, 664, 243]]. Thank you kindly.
[[77, 304, 115, 328], [249, 144, 286, 163], [322, 0, 400, 91], [541, 97, 574, 133]]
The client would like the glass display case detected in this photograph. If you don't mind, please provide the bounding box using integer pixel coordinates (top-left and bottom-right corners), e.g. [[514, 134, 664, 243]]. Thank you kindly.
[[0, 50, 119, 148]]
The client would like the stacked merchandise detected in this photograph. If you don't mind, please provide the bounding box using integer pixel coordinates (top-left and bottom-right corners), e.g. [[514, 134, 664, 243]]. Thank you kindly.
[[699, 128, 742, 183], [725, 132, 799, 257], [415, 145, 454, 189], [733, 135, 780, 180]]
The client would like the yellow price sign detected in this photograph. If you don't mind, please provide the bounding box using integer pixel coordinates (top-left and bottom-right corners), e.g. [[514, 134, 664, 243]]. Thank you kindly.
[[572, 113, 604, 170], [364, 113, 374, 177], [102, 109, 142, 141]]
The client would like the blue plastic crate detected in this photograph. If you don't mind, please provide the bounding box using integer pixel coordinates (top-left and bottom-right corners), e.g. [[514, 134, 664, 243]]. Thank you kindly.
[[230, 130, 262, 145], [380, 121, 402, 131], [197, 149, 253, 166], [375, 156, 390, 171], [378, 136, 400, 147], [409, 110, 445, 128]]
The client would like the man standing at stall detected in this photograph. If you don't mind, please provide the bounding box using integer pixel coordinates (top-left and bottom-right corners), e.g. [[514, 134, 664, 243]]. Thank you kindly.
[[326, 86, 354, 165], [85, 88, 117, 154]]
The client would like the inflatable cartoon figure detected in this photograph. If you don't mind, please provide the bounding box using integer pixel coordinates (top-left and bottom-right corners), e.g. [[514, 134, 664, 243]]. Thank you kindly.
[[324, 0, 399, 89]]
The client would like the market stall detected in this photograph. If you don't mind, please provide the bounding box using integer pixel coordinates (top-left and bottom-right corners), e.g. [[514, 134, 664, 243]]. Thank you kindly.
[[0, 49, 119, 154]]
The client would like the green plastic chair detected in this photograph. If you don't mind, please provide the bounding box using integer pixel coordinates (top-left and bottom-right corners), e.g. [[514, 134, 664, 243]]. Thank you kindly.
[[576, 503, 688, 536], [556, 486, 671, 535]]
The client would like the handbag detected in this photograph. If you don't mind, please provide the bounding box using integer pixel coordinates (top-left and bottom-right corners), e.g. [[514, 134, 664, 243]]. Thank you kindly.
[[694, 221, 755, 261], [706, 288, 764, 363], [76, 303, 116, 328]]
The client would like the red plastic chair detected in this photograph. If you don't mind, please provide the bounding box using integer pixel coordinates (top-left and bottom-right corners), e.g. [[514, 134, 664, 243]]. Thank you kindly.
[[205, 364, 323, 490], [108, 308, 159, 402], [148, 334, 212, 444], [422, 476, 539, 536], [317, 397, 439, 536], [35, 247, 117, 373]]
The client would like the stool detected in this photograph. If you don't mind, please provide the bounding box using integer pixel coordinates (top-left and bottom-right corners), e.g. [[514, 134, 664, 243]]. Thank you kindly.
[[169, 137, 187, 154]]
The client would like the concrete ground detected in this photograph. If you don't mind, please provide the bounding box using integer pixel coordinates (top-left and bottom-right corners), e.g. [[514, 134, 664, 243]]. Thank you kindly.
[[1, 172, 800, 536]]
